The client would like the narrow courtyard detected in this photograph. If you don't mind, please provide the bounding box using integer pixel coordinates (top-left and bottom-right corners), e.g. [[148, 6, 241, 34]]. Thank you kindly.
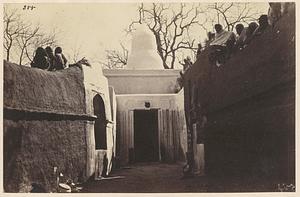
[[80, 162, 278, 193], [2, 2, 295, 194]]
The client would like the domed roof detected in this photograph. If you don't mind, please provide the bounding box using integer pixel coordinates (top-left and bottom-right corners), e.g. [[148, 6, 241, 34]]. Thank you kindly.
[[126, 24, 163, 70]]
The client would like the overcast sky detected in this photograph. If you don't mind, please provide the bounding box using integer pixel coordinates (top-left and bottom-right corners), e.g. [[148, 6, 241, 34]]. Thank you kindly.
[[4, 2, 269, 67]]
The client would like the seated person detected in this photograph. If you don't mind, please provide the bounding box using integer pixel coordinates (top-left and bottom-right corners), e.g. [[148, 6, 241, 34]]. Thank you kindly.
[[235, 23, 244, 38], [204, 31, 215, 47], [180, 56, 193, 74], [243, 22, 258, 46], [253, 15, 270, 36], [31, 47, 50, 70], [196, 43, 202, 60], [54, 47, 68, 70], [234, 23, 247, 51], [209, 24, 236, 66], [45, 46, 56, 71]]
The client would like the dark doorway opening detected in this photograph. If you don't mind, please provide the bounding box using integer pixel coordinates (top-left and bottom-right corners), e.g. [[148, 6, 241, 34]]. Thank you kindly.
[[134, 109, 159, 162], [93, 94, 107, 150]]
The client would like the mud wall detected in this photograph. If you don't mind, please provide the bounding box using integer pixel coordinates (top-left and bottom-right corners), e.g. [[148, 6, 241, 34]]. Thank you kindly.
[[205, 82, 294, 180], [183, 6, 295, 182], [3, 61, 91, 192], [4, 61, 86, 115], [3, 119, 88, 192]]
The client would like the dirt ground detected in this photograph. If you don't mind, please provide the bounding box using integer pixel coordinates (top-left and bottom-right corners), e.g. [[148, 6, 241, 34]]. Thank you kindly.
[[80, 162, 281, 193]]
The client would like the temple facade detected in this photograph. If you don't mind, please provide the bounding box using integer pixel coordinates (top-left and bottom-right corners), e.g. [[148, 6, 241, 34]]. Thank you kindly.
[[103, 24, 187, 166]]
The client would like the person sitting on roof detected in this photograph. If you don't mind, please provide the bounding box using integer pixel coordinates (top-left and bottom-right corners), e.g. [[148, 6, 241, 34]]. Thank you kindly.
[[54, 47, 68, 70], [253, 15, 270, 36], [209, 24, 236, 66], [234, 23, 246, 51], [234, 22, 258, 50], [235, 23, 244, 38], [204, 31, 215, 47], [30, 47, 50, 70], [196, 43, 203, 60], [179, 56, 193, 76], [45, 46, 56, 71], [180, 56, 193, 71], [243, 22, 259, 46], [210, 24, 236, 49], [235, 23, 244, 44]]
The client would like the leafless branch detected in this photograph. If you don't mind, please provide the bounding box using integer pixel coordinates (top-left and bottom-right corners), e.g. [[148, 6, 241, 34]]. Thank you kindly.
[[209, 2, 264, 31], [126, 3, 206, 69], [100, 42, 129, 69], [3, 7, 58, 65]]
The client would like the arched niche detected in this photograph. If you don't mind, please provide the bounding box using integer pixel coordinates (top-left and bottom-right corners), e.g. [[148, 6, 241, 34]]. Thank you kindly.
[[93, 94, 107, 150]]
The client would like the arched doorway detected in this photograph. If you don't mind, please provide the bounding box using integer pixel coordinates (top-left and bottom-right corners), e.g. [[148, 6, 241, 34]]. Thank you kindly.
[[93, 94, 107, 150]]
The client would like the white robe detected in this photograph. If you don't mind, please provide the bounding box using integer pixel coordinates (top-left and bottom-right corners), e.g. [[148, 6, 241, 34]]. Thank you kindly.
[[210, 30, 235, 47]]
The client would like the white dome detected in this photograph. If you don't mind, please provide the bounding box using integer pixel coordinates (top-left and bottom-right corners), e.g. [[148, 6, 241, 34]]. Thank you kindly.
[[126, 24, 163, 70]]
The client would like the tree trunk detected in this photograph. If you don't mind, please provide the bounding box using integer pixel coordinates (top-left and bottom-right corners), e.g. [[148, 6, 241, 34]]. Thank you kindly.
[[6, 41, 12, 62], [19, 47, 25, 66], [170, 51, 176, 69], [152, 31, 170, 69], [6, 50, 10, 62]]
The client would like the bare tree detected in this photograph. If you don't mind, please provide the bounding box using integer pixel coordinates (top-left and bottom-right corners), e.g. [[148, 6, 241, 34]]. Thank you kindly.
[[128, 3, 206, 69], [208, 2, 263, 31], [16, 24, 57, 66], [3, 7, 57, 66], [3, 8, 23, 62], [24, 29, 57, 64], [68, 44, 84, 63], [71, 46, 82, 63], [101, 43, 128, 69], [16, 25, 39, 65], [125, 3, 265, 69]]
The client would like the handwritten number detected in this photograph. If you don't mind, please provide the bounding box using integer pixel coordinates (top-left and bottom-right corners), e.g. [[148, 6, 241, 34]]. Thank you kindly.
[[23, 5, 36, 10]]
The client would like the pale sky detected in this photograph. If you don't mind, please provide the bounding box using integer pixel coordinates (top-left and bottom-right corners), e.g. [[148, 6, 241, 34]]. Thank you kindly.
[[4, 3, 139, 65], [4, 2, 269, 67]]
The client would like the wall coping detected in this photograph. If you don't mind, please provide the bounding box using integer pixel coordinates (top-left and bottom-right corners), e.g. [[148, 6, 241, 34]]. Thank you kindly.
[[103, 69, 181, 77], [116, 93, 180, 97]]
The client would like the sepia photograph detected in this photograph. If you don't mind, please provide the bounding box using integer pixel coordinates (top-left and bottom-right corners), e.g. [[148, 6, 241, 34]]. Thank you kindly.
[[1, 0, 296, 194]]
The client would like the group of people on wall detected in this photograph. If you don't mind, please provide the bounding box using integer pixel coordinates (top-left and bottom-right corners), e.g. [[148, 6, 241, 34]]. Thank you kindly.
[[206, 13, 270, 67], [31, 46, 68, 71], [181, 2, 293, 71], [31, 46, 91, 70]]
